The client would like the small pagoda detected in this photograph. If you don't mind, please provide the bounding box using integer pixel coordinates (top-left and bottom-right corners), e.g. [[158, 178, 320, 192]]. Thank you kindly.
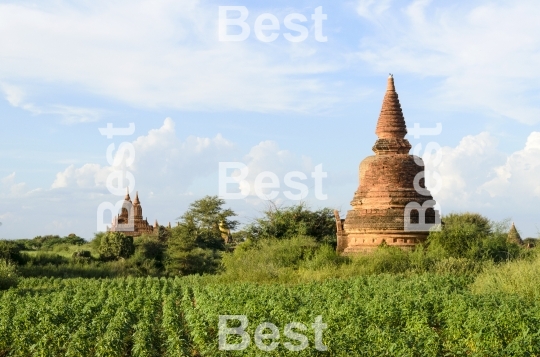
[[336, 75, 439, 253], [507, 222, 523, 245]]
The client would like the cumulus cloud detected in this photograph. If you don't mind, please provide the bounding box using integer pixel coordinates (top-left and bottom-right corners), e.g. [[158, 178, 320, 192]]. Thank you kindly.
[[52, 164, 112, 189], [51, 118, 236, 192], [0, 172, 41, 198], [481, 132, 540, 198], [355, 0, 540, 124], [424, 131, 540, 223]]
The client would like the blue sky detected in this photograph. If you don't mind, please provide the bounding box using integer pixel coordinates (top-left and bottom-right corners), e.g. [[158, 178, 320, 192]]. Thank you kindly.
[[1, 0, 539, 239]]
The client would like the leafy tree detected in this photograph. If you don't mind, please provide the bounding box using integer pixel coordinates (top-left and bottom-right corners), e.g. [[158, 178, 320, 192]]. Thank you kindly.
[[165, 196, 237, 275], [98, 232, 135, 261], [241, 202, 336, 244], [179, 195, 239, 233]]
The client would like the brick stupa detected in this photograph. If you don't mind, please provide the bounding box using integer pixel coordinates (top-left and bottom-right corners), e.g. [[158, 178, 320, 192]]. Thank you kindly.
[[336, 75, 439, 253], [507, 222, 523, 245]]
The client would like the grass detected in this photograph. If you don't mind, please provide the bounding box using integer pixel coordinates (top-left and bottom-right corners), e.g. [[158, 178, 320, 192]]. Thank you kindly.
[[471, 249, 540, 299]]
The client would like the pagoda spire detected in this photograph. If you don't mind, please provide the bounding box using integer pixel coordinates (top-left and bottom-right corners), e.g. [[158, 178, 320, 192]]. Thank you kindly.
[[375, 74, 408, 140], [372, 75, 412, 155], [124, 187, 131, 201], [133, 191, 140, 205]]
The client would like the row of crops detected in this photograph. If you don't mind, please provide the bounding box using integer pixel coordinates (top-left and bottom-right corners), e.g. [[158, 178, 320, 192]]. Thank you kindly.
[[1, 274, 540, 356]]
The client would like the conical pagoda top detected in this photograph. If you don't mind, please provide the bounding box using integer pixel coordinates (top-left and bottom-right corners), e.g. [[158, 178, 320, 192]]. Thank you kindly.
[[375, 74, 407, 139], [133, 191, 140, 205], [124, 187, 131, 201], [508, 222, 523, 245]]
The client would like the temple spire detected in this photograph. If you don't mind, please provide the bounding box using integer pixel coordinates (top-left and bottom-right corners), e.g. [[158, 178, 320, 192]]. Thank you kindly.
[[375, 74, 407, 139], [133, 191, 140, 205], [124, 187, 131, 201]]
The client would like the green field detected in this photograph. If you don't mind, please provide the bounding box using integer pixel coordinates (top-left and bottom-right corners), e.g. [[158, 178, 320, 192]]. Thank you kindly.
[[1, 273, 539, 357]]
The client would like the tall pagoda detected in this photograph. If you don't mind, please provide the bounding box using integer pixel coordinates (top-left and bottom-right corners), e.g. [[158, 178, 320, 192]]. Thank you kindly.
[[336, 75, 439, 253]]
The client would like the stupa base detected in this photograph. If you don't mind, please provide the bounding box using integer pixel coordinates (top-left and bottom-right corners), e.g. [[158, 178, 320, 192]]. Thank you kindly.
[[339, 231, 428, 254]]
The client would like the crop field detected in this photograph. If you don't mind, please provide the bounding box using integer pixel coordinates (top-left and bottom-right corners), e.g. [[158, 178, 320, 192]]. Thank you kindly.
[[1, 274, 539, 356]]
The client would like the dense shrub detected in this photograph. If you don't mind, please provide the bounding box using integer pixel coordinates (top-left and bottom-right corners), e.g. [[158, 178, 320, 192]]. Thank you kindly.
[[30, 234, 85, 250], [24, 252, 69, 266], [98, 232, 135, 261], [0, 260, 18, 290], [220, 236, 320, 282], [428, 213, 522, 262], [241, 203, 336, 244], [0, 240, 24, 264]]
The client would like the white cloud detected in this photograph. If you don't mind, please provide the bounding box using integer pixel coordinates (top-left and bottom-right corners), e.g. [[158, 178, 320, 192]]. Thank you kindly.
[[481, 132, 540, 198], [0, 0, 344, 113], [51, 117, 236, 192], [425, 132, 505, 209], [425, 131, 540, 222], [1, 172, 32, 197], [355, 0, 540, 124], [52, 163, 112, 189]]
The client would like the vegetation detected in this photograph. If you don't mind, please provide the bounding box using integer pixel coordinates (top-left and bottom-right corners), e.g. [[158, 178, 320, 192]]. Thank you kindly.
[[1, 199, 540, 354], [0, 260, 18, 290], [164, 195, 237, 276], [98, 232, 135, 261], [0, 272, 539, 356], [239, 202, 336, 244]]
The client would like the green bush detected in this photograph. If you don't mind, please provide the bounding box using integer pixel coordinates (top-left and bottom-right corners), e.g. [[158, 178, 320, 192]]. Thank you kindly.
[[0, 240, 24, 264], [98, 232, 135, 261], [24, 252, 69, 266], [0, 260, 18, 290], [428, 213, 523, 262], [241, 203, 336, 245], [220, 236, 320, 282]]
